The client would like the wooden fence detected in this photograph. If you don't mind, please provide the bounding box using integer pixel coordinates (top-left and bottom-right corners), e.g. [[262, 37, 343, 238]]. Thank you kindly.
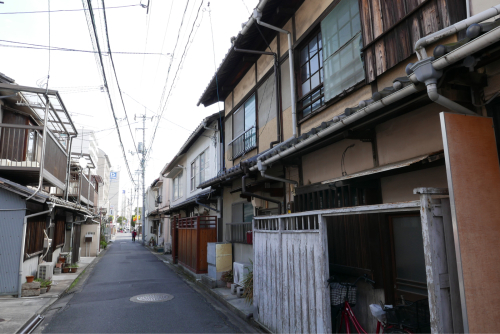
[[174, 216, 217, 274]]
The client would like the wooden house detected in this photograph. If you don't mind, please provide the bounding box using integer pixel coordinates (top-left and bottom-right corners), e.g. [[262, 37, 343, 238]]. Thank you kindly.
[[197, 0, 500, 332]]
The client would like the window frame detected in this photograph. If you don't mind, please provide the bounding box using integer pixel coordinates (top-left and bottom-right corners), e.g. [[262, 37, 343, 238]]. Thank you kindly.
[[190, 148, 209, 192], [294, 0, 365, 122], [297, 29, 325, 120], [231, 93, 257, 160], [172, 172, 183, 200]]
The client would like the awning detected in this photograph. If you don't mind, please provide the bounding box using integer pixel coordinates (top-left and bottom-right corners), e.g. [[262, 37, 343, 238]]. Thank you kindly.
[[322, 152, 443, 185], [165, 166, 184, 179]]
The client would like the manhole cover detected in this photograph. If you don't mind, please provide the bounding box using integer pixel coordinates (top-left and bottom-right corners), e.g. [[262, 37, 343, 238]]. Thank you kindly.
[[130, 293, 174, 303]]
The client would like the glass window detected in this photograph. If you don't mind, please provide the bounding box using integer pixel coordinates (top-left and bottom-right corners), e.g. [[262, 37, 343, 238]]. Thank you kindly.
[[190, 160, 197, 191], [321, 0, 364, 101], [298, 31, 324, 119], [232, 94, 257, 159], [173, 173, 183, 200]]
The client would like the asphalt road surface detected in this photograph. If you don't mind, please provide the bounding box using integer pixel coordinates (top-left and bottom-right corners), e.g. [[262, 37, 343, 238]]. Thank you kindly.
[[41, 233, 251, 333]]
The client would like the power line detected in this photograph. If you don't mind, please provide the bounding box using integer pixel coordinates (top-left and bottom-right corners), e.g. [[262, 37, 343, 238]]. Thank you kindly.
[[152, 0, 174, 88], [84, 0, 136, 186], [101, 0, 140, 159], [0, 39, 170, 56], [146, 0, 191, 152], [0, 4, 141, 15], [147, 0, 204, 160]]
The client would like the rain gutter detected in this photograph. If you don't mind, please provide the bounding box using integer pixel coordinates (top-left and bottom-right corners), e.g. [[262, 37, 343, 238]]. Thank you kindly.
[[250, 84, 420, 171], [414, 4, 500, 60]]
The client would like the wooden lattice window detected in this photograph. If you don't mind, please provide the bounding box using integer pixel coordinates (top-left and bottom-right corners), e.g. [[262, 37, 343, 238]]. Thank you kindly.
[[25, 216, 46, 259]]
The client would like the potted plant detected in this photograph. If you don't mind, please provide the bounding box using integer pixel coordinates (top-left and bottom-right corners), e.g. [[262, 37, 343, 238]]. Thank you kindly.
[[58, 256, 66, 264], [70, 263, 79, 273], [221, 270, 233, 288], [62, 264, 70, 273], [26, 275, 35, 283], [43, 279, 52, 292]]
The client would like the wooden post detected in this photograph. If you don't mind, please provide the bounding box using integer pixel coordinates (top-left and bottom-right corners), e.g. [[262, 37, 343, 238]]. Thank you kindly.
[[414, 187, 450, 334], [318, 214, 332, 334]]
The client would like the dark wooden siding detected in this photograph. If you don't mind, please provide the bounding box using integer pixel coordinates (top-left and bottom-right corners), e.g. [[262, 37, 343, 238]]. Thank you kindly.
[[326, 213, 395, 303], [359, 0, 466, 82]]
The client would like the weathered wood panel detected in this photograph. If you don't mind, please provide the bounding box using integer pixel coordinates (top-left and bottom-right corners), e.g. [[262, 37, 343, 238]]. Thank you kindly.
[[360, 0, 466, 82], [254, 215, 330, 333]]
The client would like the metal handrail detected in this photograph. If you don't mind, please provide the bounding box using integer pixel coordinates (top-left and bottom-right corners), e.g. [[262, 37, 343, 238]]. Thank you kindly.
[[228, 125, 255, 145]]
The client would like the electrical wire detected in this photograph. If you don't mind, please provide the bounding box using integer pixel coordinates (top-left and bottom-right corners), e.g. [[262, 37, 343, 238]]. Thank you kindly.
[[145, 0, 195, 160], [101, 0, 140, 159], [84, 0, 136, 186], [0, 39, 169, 56], [152, 0, 174, 87], [207, 2, 224, 169], [0, 4, 141, 15]]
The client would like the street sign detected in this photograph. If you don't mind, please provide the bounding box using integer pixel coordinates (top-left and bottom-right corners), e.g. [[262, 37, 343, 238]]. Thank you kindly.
[[110, 172, 117, 179]]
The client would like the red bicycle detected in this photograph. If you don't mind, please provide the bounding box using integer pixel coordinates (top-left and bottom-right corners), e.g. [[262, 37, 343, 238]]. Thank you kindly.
[[327, 275, 375, 334]]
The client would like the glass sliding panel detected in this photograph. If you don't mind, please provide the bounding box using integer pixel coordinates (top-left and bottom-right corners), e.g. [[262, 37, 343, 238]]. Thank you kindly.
[[321, 0, 364, 102], [244, 94, 256, 131]]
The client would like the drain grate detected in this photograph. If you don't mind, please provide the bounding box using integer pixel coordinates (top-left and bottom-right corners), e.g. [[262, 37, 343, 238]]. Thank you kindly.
[[130, 293, 174, 303]]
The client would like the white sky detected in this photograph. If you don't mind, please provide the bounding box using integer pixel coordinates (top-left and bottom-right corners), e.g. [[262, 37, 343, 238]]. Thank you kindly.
[[0, 0, 258, 203]]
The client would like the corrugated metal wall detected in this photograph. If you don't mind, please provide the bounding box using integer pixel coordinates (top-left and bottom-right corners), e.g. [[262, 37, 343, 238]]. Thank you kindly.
[[0, 188, 26, 295]]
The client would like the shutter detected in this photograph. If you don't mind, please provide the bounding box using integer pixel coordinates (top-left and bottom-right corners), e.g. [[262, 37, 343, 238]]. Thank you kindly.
[[321, 0, 365, 101]]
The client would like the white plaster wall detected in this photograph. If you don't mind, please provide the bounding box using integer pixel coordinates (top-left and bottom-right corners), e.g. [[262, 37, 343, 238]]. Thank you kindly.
[[185, 128, 216, 199], [22, 256, 39, 278]]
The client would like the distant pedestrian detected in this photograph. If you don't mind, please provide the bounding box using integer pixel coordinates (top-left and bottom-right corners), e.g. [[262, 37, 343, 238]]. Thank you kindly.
[[132, 230, 137, 242]]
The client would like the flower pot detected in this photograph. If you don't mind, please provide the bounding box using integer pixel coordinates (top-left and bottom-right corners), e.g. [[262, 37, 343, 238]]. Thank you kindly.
[[40, 287, 47, 294], [58, 257, 66, 264], [62, 267, 70, 273], [26, 275, 34, 283], [226, 282, 231, 288], [70, 268, 77, 273], [46, 285, 51, 293]]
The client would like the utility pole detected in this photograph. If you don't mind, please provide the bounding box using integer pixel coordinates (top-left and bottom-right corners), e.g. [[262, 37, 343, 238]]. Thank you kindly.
[[134, 111, 147, 246], [141, 113, 146, 246]]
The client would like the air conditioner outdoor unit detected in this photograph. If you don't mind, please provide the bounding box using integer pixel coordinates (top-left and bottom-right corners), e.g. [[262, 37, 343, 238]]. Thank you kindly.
[[38, 263, 54, 280], [233, 262, 251, 285]]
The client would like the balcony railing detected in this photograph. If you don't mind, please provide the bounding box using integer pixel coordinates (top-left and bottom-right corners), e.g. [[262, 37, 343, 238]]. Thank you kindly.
[[0, 124, 68, 189], [68, 172, 97, 206], [228, 126, 256, 161]]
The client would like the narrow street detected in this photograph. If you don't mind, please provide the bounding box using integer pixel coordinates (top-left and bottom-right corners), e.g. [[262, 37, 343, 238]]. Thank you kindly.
[[40, 234, 252, 333]]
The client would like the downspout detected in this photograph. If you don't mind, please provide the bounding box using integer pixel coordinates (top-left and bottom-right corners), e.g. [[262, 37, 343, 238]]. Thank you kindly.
[[26, 95, 50, 201], [241, 174, 282, 214], [253, 9, 297, 138], [232, 43, 281, 148], [407, 58, 476, 115], [257, 160, 297, 185], [19, 205, 54, 298], [414, 4, 500, 60]]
